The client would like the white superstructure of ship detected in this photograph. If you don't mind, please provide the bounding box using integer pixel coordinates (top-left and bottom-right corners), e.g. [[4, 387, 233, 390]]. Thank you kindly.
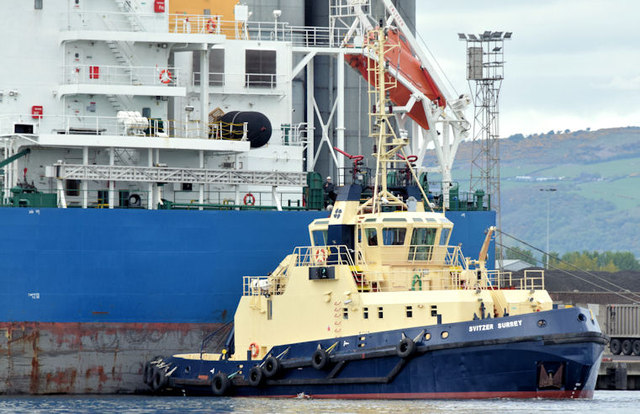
[[0, 0, 471, 212]]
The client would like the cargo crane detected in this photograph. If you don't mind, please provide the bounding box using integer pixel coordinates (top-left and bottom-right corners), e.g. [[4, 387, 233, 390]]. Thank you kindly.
[[338, 0, 471, 206]]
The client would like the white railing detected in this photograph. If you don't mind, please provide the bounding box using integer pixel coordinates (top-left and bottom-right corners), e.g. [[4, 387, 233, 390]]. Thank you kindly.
[[0, 114, 247, 141], [489, 269, 545, 290], [293, 245, 356, 267], [62, 65, 183, 87], [168, 14, 223, 35], [281, 123, 308, 146], [191, 72, 286, 90], [63, 11, 166, 32], [192, 72, 225, 87], [63, 11, 362, 49], [375, 244, 465, 267]]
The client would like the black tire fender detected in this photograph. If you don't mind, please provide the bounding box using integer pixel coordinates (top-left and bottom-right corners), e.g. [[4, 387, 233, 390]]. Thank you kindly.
[[263, 356, 281, 378], [396, 337, 416, 359], [211, 372, 231, 396], [248, 366, 263, 387], [151, 367, 167, 392], [311, 348, 329, 370]]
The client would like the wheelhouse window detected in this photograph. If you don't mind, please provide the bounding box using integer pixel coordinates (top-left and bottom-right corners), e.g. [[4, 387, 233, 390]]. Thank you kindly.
[[312, 230, 328, 246], [245, 50, 276, 88], [409, 227, 437, 260], [411, 227, 437, 245], [382, 228, 406, 245], [365, 228, 378, 246], [439, 227, 451, 246]]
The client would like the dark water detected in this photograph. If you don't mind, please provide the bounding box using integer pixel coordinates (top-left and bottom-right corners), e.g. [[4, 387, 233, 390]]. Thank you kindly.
[[1, 391, 639, 413]]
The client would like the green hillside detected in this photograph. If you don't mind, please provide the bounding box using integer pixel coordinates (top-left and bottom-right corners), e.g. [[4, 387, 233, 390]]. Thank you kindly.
[[424, 126, 640, 257]]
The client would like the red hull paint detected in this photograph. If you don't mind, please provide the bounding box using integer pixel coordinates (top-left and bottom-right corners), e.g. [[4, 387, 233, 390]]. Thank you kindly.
[[0, 321, 229, 394]]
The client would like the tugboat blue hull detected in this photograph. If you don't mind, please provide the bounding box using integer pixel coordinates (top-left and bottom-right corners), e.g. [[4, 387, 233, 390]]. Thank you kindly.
[[155, 307, 606, 399]]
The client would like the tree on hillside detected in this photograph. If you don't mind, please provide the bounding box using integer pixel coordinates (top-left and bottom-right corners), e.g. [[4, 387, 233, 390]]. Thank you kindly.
[[553, 250, 640, 272], [505, 246, 537, 266]]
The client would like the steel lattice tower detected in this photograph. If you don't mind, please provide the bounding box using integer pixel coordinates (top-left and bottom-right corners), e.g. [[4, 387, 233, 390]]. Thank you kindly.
[[459, 31, 511, 267]]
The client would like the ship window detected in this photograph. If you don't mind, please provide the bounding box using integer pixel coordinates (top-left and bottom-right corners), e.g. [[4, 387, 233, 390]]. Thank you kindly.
[[431, 305, 438, 317], [118, 190, 130, 208], [406, 306, 413, 318], [378, 307, 384, 319], [312, 230, 327, 246], [343, 308, 349, 320], [192, 49, 225, 86], [409, 228, 437, 260], [365, 228, 378, 246], [182, 183, 192, 191], [97, 190, 108, 206], [382, 227, 406, 245], [363, 307, 369, 319], [439, 228, 451, 245], [425, 332, 431, 341], [245, 50, 276, 88], [65, 179, 80, 197], [34, 0, 43, 9], [411, 228, 437, 245]]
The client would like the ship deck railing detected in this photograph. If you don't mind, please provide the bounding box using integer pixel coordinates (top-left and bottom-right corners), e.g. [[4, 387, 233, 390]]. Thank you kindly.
[[0, 114, 248, 141], [63, 10, 361, 50], [61, 64, 185, 87], [375, 245, 466, 268], [488, 269, 545, 291], [292, 245, 358, 268], [191, 72, 289, 91], [352, 268, 480, 293], [1, 185, 306, 210]]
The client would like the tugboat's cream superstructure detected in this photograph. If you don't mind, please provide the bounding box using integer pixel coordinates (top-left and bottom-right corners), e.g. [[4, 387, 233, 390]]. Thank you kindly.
[[145, 28, 605, 399]]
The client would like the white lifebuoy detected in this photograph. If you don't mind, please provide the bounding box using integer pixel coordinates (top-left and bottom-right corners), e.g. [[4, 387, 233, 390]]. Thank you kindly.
[[159, 69, 172, 84], [314, 248, 327, 264]]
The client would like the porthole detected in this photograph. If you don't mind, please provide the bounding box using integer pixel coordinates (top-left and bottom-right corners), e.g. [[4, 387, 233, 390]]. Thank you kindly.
[[184, 365, 191, 374], [441, 331, 449, 339], [424, 332, 431, 341], [537, 319, 547, 328], [577, 313, 587, 322]]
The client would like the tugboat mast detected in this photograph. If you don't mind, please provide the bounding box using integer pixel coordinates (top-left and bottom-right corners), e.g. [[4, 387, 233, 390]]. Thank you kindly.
[[363, 27, 436, 215]]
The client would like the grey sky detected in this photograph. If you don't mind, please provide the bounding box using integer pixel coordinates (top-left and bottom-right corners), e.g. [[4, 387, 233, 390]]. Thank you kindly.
[[415, 0, 640, 137]]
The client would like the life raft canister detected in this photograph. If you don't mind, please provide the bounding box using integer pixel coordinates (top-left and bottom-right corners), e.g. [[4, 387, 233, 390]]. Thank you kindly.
[[159, 69, 172, 84]]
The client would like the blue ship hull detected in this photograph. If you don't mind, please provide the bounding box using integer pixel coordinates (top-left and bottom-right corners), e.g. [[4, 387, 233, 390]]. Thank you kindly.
[[0, 208, 495, 394], [157, 308, 605, 399]]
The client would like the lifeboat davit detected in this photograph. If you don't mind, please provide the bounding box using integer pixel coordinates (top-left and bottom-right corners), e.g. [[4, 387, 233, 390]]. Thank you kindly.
[[345, 28, 446, 131]]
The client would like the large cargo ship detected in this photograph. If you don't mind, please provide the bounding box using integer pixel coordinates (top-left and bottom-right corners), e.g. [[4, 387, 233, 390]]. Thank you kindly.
[[0, 0, 494, 394]]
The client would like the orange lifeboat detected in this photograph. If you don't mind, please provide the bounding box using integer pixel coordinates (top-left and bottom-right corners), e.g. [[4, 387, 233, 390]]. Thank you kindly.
[[345, 28, 446, 131]]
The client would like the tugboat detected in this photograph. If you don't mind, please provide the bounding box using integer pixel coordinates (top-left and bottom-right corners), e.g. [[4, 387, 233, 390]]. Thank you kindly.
[[143, 28, 606, 399]]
